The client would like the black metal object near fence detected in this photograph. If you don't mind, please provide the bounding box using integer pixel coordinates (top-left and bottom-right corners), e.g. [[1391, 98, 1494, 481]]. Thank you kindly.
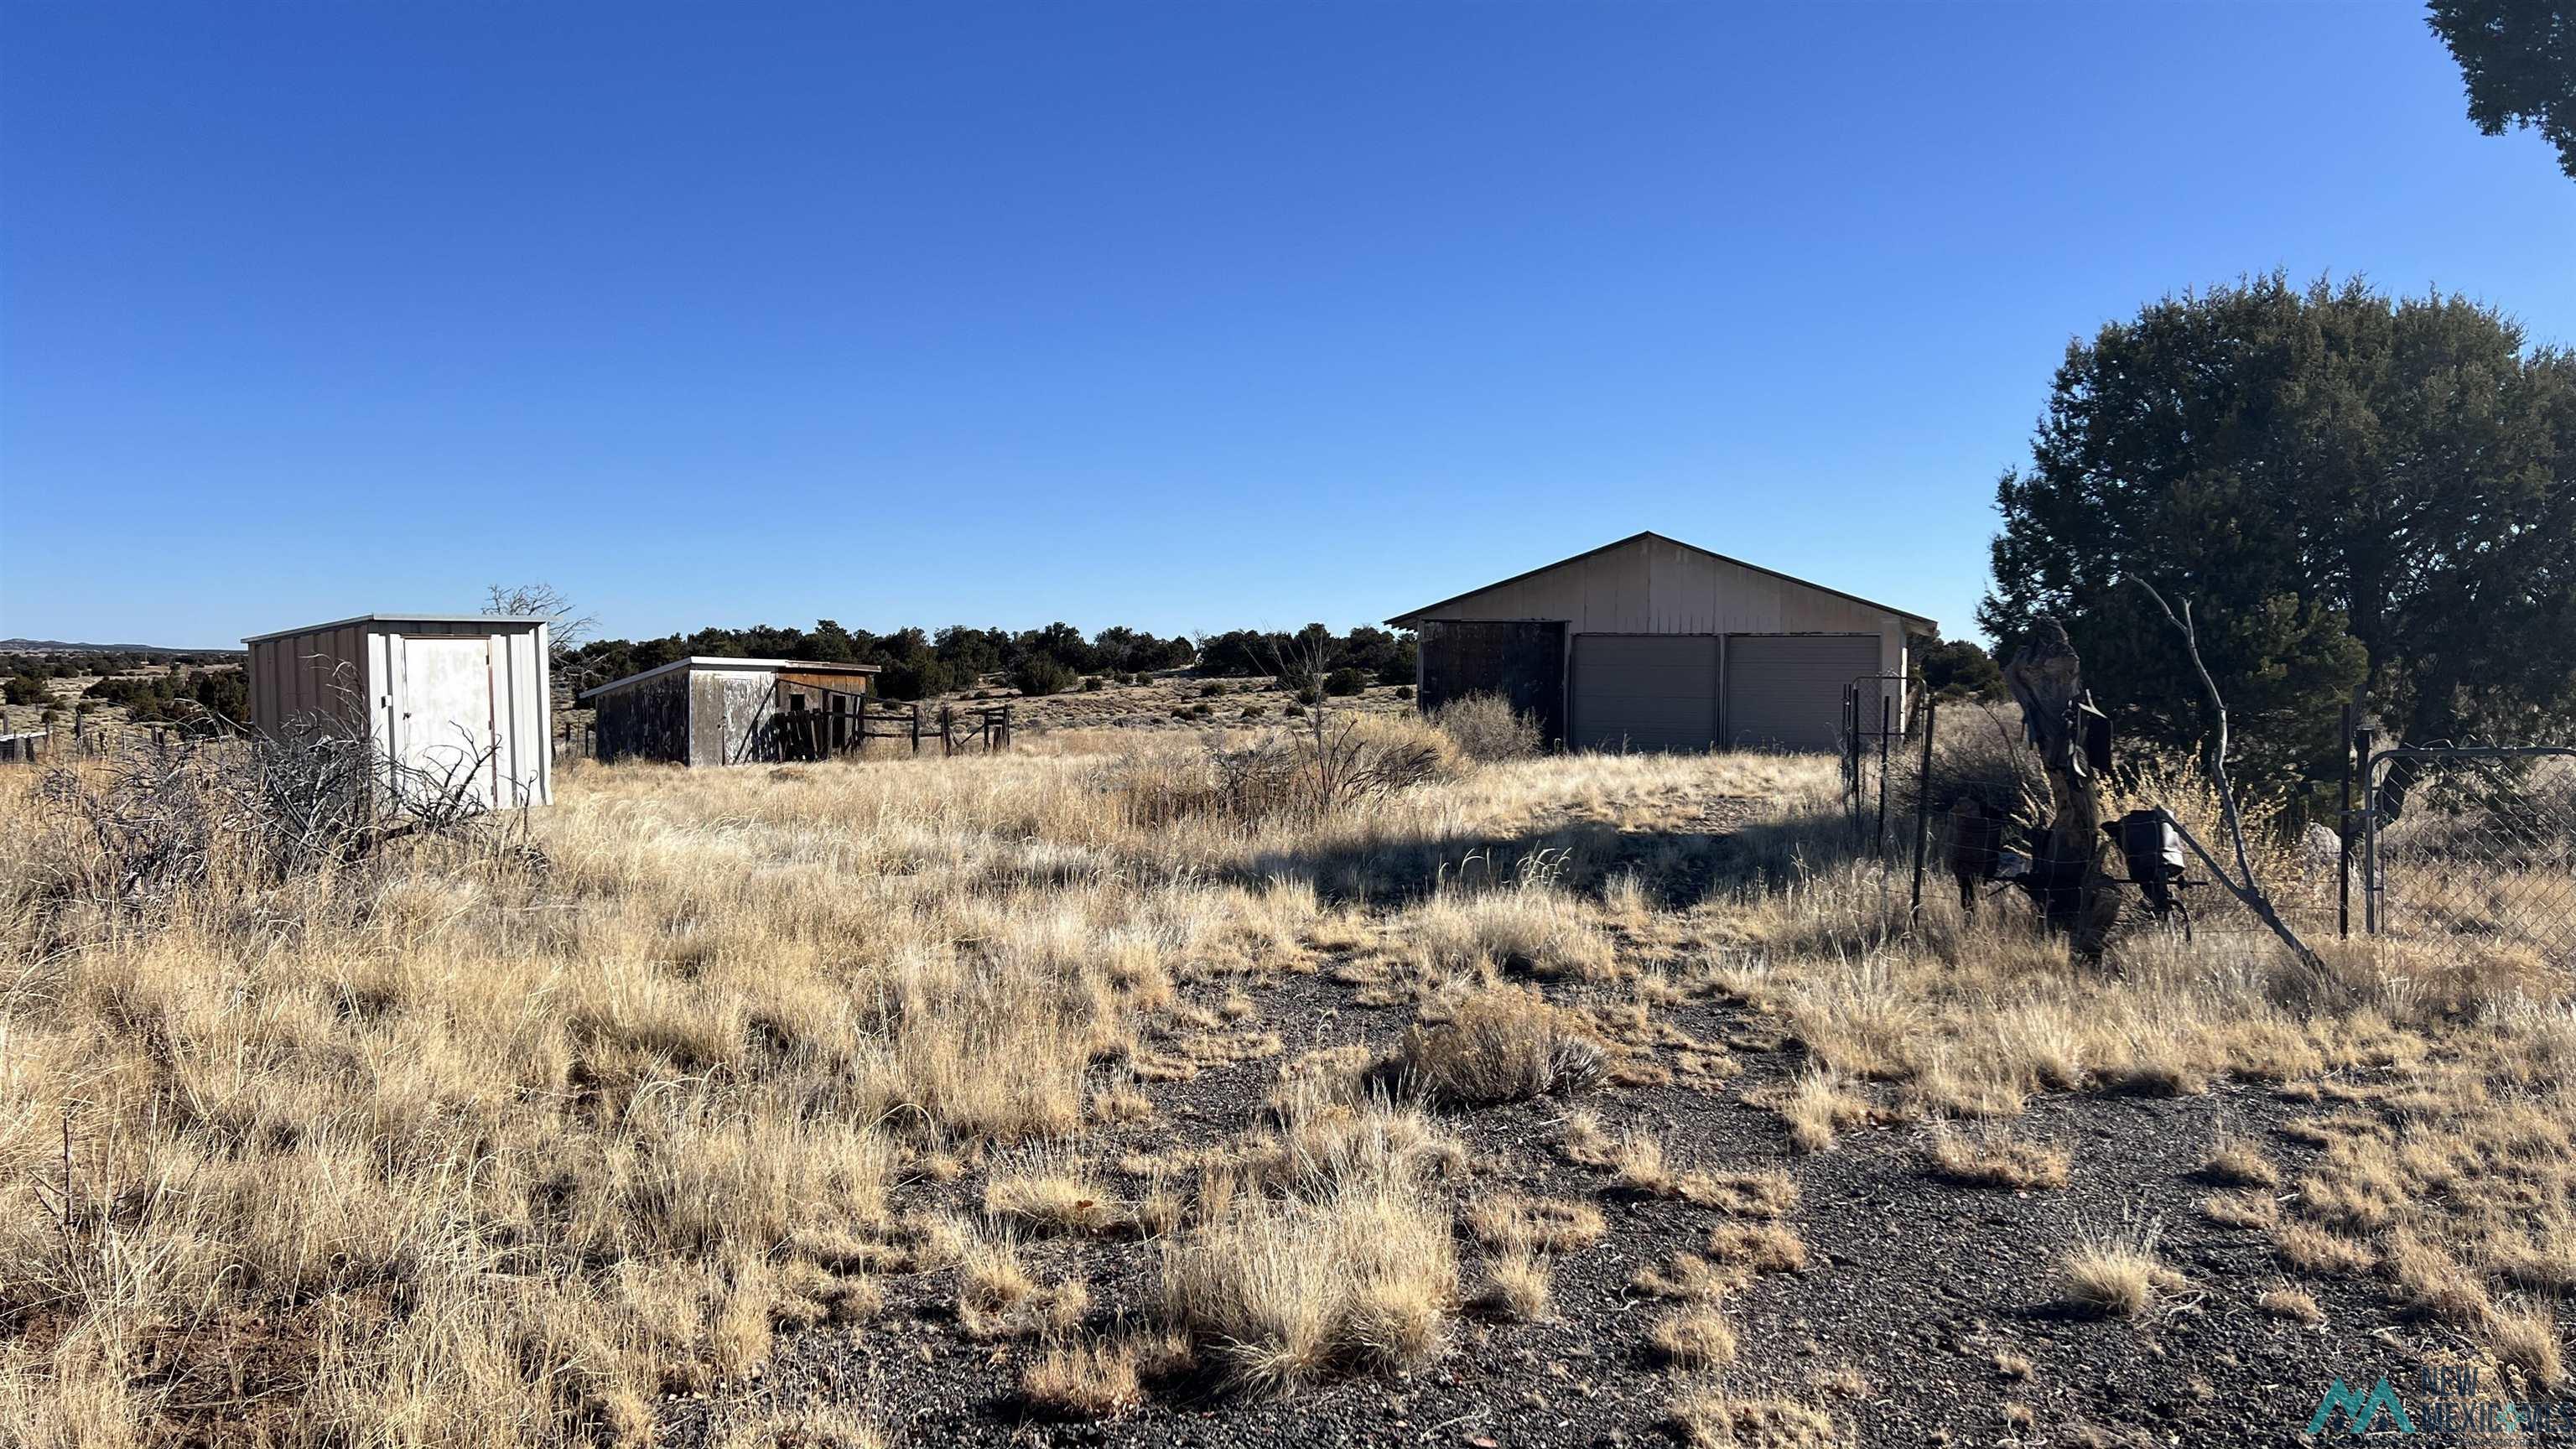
[[1841, 692, 2574, 969]]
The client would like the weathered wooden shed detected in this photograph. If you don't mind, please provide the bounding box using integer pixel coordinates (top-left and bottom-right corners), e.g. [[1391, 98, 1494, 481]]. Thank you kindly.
[[1388, 532, 1935, 752], [579, 657, 881, 766], [243, 613, 554, 807]]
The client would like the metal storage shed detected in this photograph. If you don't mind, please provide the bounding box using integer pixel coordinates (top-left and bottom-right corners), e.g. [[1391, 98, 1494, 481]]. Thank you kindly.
[[1388, 532, 1935, 752], [243, 613, 554, 808], [578, 657, 881, 766]]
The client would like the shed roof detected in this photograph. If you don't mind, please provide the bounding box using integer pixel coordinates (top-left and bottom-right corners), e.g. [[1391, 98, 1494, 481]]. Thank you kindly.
[[1385, 531, 1936, 631], [242, 613, 553, 645], [577, 656, 882, 701]]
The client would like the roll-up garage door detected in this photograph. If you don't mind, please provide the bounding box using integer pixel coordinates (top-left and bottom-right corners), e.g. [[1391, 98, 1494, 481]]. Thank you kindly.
[[1723, 634, 1883, 751], [1569, 635, 1720, 752]]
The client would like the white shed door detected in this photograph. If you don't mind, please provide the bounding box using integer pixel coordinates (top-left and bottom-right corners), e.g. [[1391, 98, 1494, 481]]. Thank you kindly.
[[1723, 634, 1882, 751], [1570, 635, 1720, 752], [397, 636, 498, 807]]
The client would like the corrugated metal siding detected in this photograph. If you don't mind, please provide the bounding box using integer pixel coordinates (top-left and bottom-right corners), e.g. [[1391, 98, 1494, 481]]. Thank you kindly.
[[249, 624, 369, 738], [1416, 538, 1908, 638]]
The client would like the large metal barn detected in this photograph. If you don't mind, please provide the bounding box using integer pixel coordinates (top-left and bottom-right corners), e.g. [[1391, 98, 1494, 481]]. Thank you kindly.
[[1389, 532, 1934, 752]]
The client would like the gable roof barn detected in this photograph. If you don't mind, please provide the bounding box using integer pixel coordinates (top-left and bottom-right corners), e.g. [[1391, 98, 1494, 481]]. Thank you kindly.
[[1387, 532, 1934, 753]]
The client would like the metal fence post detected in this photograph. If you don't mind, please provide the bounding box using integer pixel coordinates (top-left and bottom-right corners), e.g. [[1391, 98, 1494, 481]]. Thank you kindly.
[[2357, 727, 2378, 935], [1909, 699, 1936, 922], [2337, 704, 2355, 939], [1874, 696, 1893, 861], [1842, 686, 1859, 842]]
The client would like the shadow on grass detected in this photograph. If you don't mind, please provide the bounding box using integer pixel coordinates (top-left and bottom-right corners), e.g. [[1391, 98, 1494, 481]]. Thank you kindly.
[[1208, 799, 1881, 911]]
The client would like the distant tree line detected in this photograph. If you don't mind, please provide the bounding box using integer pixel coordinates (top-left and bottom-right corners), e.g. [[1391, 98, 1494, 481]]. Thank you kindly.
[[75, 668, 251, 731], [0, 651, 252, 735], [0, 649, 240, 680], [562, 621, 1419, 701]]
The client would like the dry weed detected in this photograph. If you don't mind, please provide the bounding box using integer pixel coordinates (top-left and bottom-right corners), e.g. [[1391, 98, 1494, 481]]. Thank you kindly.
[[1020, 1338, 1146, 1420], [1665, 1386, 1843, 1448], [2058, 1218, 2171, 1320], [1648, 1306, 1737, 1368], [1925, 1128, 2070, 1191], [1396, 985, 1606, 1104]]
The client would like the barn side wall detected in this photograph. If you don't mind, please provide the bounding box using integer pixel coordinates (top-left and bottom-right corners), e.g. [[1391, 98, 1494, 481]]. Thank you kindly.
[[594, 671, 693, 764], [690, 669, 779, 766]]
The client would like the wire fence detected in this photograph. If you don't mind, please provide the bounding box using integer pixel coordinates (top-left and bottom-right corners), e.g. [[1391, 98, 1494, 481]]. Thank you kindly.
[[1837, 697, 2576, 972], [2361, 743, 2576, 962]]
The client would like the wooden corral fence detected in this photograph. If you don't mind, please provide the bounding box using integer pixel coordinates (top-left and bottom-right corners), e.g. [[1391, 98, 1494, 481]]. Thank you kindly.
[[774, 699, 1014, 761], [0, 722, 233, 764]]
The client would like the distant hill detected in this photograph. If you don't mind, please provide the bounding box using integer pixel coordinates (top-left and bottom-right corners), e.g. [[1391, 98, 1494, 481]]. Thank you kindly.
[[0, 639, 244, 657]]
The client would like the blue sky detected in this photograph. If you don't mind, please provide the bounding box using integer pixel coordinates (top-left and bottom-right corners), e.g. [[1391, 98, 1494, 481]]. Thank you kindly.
[[3, 3, 2570, 649]]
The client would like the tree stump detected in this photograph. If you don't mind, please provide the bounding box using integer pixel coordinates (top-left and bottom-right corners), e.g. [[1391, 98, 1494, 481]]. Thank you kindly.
[[2002, 618, 2120, 961]]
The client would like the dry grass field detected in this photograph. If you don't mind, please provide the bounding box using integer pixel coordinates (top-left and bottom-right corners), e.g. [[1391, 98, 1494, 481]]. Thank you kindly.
[[3, 706, 2570, 1447]]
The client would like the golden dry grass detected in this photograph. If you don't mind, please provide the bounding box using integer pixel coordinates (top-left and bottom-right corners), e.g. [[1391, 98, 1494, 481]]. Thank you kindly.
[[1924, 1127, 2071, 1191], [2057, 1218, 2174, 1320], [1019, 1337, 1147, 1420], [1155, 1156, 1456, 1389], [1394, 984, 1604, 1104], [3, 719, 2570, 1445], [1665, 1386, 1844, 1449], [1647, 1306, 1738, 1368]]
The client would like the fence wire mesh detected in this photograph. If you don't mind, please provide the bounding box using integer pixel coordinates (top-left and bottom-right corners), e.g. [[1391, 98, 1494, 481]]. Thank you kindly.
[[2364, 745, 2576, 962]]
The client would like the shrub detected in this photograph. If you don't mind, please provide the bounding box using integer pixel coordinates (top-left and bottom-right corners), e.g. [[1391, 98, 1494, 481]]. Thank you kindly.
[[1198, 682, 1227, 698], [2058, 1218, 2168, 1318], [1431, 693, 1540, 762], [1322, 667, 1368, 698], [1019, 1339, 1144, 1419], [1013, 657, 1079, 698], [1649, 1306, 1737, 1368], [1395, 987, 1604, 1104], [877, 657, 963, 701], [1081, 676, 1104, 692], [1103, 717, 1452, 829], [1157, 1111, 1457, 1394], [1394, 685, 1414, 700], [1925, 1128, 2070, 1190]]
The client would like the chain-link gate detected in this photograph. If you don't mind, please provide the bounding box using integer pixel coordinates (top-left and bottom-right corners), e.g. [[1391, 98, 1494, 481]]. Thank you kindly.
[[2360, 744, 2576, 958]]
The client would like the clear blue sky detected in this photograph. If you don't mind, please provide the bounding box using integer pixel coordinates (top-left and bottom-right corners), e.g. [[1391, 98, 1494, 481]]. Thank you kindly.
[[4, 3, 2570, 649]]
